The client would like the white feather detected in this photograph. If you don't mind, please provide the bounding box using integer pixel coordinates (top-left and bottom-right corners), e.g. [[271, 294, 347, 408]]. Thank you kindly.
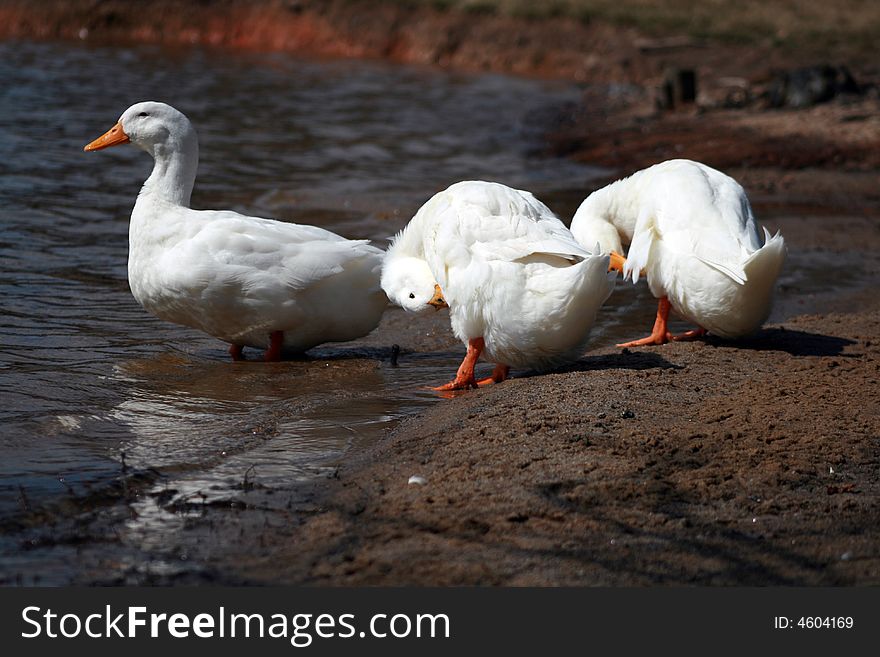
[[570, 159, 786, 338]]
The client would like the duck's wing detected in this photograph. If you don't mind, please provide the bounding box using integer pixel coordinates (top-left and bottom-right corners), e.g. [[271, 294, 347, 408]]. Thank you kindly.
[[175, 210, 382, 294], [428, 182, 591, 266], [679, 175, 763, 284], [624, 166, 760, 285], [625, 206, 752, 285]]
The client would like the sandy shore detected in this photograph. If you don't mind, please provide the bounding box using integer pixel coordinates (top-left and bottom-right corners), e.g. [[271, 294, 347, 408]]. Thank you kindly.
[[3, 0, 878, 585], [216, 209, 879, 585]]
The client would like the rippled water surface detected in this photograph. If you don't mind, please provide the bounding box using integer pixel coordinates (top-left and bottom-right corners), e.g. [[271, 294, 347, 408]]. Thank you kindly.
[[2, 41, 862, 584]]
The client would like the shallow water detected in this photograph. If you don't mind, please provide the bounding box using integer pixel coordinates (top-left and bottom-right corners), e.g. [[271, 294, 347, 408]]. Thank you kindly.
[[0, 40, 618, 582], [0, 41, 871, 584]]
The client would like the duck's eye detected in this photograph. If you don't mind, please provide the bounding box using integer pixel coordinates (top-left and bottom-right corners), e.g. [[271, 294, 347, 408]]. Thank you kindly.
[[408, 293, 415, 299], [137, 112, 148, 118]]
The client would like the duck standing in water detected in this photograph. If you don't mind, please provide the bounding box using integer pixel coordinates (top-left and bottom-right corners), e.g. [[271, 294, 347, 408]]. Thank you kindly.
[[84, 101, 387, 361], [382, 180, 616, 391], [570, 159, 786, 347]]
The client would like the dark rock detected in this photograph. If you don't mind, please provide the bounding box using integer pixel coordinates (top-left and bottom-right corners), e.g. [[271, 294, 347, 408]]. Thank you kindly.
[[766, 65, 861, 109], [660, 67, 697, 110]]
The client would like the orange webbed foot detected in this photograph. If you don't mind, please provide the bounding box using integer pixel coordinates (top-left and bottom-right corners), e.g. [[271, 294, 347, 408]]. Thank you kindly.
[[432, 337, 485, 394], [432, 377, 478, 392], [476, 364, 510, 386], [616, 333, 673, 348], [670, 328, 708, 342], [618, 297, 673, 348]]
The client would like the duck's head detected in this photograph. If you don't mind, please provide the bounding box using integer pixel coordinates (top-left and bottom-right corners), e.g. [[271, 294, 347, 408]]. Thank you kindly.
[[84, 101, 196, 157], [381, 255, 448, 314]]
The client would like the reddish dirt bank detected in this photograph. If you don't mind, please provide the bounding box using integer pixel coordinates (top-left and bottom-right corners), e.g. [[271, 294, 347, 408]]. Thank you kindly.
[[4, 0, 879, 197], [0, 0, 871, 83], [0, 0, 651, 80]]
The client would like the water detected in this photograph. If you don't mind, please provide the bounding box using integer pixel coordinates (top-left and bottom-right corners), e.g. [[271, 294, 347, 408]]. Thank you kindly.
[[1, 41, 871, 584], [0, 40, 618, 583]]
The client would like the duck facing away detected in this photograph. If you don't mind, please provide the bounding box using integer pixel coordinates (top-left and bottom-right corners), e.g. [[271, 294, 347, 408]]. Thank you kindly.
[[84, 101, 387, 361], [570, 159, 786, 347], [382, 180, 616, 391]]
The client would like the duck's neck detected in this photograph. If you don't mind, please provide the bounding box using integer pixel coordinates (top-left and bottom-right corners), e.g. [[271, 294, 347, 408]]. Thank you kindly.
[[592, 176, 639, 223], [585, 172, 648, 235], [138, 134, 199, 208]]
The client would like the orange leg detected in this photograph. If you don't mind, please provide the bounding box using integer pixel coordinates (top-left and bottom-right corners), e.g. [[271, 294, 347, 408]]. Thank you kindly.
[[229, 344, 245, 361], [264, 330, 284, 362], [433, 337, 484, 391], [608, 251, 626, 274], [617, 297, 674, 347], [477, 363, 510, 386], [618, 298, 708, 347]]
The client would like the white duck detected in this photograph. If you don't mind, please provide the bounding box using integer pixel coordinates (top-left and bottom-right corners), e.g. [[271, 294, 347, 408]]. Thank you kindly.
[[84, 101, 387, 361], [570, 159, 786, 346], [382, 180, 616, 390]]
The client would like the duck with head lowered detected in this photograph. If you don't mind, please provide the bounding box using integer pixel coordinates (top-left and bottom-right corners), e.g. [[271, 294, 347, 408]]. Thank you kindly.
[[84, 101, 387, 361], [382, 180, 616, 391], [570, 159, 786, 347]]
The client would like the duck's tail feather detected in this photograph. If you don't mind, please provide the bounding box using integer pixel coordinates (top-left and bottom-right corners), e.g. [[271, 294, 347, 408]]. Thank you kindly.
[[744, 228, 787, 283]]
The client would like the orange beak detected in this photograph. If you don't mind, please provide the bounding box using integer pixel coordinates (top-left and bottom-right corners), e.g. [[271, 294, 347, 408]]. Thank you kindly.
[[608, 251, 626, 274], [427, 283, 448, 310], [84, 122, 130, 152]]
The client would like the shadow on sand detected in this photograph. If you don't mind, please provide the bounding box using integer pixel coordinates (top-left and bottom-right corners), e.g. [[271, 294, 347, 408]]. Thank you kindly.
[[562, 350, 682, 374], [707, 326, 856, 357]]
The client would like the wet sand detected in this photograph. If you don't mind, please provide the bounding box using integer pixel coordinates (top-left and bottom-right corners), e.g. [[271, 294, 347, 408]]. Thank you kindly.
[[216, 210, 879, 586]]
